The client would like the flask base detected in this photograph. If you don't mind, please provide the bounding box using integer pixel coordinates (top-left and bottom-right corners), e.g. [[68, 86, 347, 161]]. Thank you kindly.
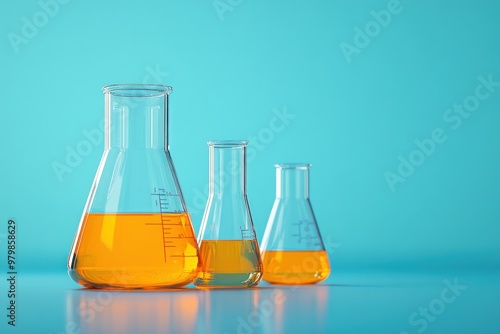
[[194, 272, 262, 288], [262, 273, 329, 285], [194, 239, 263, 288], [261, 250, 330, 285], [68, 268, 196, 289]]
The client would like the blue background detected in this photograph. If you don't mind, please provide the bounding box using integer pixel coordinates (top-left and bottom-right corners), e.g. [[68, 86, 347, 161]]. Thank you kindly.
[[1, 0, 499, 274]]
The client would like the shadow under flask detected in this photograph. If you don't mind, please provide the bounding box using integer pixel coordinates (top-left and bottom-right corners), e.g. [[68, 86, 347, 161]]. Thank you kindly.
[[260, 163, 330, 284], [68, 84, 199, 289], [194, 140, 263, 288]]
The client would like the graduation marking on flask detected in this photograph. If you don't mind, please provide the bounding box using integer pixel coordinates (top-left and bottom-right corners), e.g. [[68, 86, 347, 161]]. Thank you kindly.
[[291, 220, 321, 248], [146, 187, 196, 263]]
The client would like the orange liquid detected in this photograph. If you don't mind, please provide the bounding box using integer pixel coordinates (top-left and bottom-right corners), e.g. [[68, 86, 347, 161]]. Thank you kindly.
[[68, 213, 198, 289], [262, 250, 330, 284], [195, 240, 262, 288]]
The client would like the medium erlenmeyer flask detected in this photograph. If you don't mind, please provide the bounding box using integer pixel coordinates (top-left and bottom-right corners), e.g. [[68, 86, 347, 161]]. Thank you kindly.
[[261, 164, 330, 284], [194, 140, 263, 288], [68, 84, 199, 289]]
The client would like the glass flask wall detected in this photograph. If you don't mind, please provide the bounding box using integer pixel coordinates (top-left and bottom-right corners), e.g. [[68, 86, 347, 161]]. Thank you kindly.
[[194, 141, 262, 288], [68, 84, 199, 289], [260, 164, 330, 284]]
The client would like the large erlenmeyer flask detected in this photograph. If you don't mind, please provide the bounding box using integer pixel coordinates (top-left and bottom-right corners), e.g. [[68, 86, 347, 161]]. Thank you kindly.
[[68, 84, 199, 289], [260, 163, 330, 284], [194, 140, 262, 288]]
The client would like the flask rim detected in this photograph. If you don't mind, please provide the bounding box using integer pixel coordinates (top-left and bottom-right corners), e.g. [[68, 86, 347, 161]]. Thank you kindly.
[[102, 84, 173, 97], [207, 140, 249, 147], [274, 163, 312, 169]]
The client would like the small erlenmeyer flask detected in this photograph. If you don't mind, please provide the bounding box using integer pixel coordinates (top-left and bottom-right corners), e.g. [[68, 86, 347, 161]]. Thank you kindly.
[[194, 140, 262, 288], [261, 163, 330, 284], [68, 84, 199, 289]]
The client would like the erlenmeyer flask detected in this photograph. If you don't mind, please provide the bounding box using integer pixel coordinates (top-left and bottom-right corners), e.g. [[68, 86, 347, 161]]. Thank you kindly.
[[261, 163, 330, 284], [68, 84, 199, 289], [194, 140, 262, 288]]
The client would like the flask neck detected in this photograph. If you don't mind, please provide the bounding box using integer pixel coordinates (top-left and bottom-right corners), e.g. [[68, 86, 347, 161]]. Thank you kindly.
[[208, 142, 248, 196], [276, 165, 310, 199], [103, 85, 171, 150]]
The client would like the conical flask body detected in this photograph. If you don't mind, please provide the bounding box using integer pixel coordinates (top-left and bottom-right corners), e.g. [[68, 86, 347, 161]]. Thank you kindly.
[[68, 85, 198, 289], [261, 164, 330, 284], [194, 141, 262, 288]]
